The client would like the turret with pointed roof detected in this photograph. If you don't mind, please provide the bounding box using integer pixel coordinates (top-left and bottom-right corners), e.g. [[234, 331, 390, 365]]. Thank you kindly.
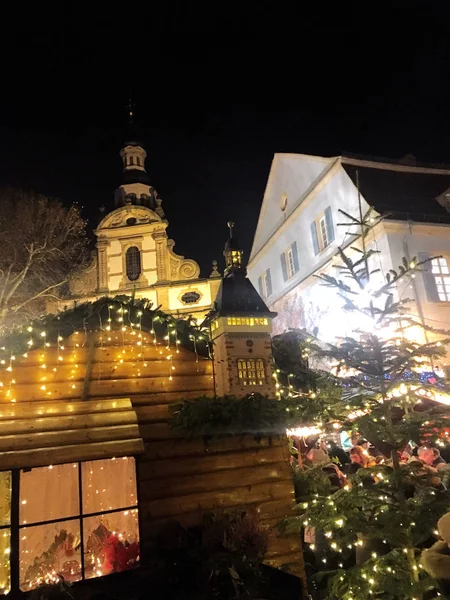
[[210, 224, 277, 398]]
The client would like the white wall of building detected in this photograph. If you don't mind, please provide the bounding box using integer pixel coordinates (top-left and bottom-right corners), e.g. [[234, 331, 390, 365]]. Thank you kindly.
[[248, 163, 370, 307], [248, 155, 450, 370]]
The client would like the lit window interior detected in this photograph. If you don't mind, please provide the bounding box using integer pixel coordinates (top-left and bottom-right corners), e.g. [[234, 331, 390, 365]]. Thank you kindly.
[[0, 471, 11, 595], [226, 317, 268, 326], [17, 457, 138, 591], [237, 359, 266, 386], [432, 257, 450, 301], [231, 250, 242, 267]]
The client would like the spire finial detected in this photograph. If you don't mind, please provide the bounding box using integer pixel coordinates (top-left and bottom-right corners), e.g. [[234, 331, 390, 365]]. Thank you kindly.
[[128, 95, 134, 125], [227, 220, 234, 238]]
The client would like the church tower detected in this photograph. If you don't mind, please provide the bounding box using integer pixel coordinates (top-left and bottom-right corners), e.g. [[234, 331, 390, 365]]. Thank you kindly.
[[210, 223, 277, 398], [67, 105, 222, 323], [114, 104, 164, 217]]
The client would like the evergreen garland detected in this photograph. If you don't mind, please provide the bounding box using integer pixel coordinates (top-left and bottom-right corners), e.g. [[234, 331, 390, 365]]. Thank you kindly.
[[0, 295, 210, 357], [171, 393, 309, 440]]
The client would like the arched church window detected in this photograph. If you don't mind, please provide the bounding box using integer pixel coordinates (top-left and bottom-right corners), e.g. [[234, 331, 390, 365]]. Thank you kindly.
[[125, 246, 141, 281]]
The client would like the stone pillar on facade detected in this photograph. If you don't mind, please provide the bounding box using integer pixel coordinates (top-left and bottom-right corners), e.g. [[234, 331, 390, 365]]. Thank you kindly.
[[153, 230, 168, 282], [97, 240, 109, 293]]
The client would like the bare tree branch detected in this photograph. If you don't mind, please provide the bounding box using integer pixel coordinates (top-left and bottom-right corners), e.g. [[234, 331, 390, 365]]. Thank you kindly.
[[0, 188, 89, 329]]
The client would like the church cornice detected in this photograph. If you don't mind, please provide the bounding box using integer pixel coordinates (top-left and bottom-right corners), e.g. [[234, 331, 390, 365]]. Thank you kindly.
[[96, 204, 163, 232]]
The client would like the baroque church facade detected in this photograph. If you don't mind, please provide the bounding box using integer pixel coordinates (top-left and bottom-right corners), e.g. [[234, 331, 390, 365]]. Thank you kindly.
[[68, 128, 221, 321]]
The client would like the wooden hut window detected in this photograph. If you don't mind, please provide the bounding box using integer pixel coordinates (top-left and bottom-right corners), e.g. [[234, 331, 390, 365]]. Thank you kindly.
[[125, 246, 142, 281], [0, 471, 11, 595], [12, 457, 139, 592], [237, 359, 266, 386]]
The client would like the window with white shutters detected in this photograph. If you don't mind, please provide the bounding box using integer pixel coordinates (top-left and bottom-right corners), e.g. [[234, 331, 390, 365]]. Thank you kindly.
[[432, 257, 450, 301]]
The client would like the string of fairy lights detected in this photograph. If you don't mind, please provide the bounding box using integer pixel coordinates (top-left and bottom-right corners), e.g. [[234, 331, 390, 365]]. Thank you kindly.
[[0, 301, 211, 407], [299, 479, 444, 600]]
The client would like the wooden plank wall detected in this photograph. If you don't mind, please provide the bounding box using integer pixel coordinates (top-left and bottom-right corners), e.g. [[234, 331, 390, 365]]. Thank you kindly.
[[0, 331, 304, 580]]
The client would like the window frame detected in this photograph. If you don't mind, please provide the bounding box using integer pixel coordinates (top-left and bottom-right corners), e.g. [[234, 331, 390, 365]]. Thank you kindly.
[[180, 291, 201, 305], [1, 457, 140, 595], [285, 247, 295, 279], [0, 471, 11, 596], [262, 271, 269, 297], [432, 257, 450, 302], [125, 246, 142, 282], [319, 215, 329, 250]]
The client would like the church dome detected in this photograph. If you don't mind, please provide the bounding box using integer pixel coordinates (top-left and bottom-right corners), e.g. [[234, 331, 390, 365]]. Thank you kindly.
[[224, 235, 241, 252]]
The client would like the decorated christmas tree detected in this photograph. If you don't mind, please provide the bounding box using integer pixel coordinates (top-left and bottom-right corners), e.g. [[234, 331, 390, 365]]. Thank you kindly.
[[286, 202, 450, 599]]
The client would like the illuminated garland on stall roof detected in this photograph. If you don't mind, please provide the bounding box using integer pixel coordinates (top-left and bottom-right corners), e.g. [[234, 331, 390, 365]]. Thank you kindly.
[[0, 296, 210, 405]]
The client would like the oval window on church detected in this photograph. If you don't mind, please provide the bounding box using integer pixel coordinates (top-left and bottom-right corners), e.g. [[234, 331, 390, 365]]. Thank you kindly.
[[125, 246, 142, 281], [181, 291, 201, 304]]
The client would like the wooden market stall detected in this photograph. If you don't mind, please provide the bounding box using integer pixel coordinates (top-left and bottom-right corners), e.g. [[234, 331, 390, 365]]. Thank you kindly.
[[0, 300, 304, 596]]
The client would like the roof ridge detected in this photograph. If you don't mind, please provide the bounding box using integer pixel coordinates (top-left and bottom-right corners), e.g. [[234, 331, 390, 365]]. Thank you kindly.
[[341, 154, 450, 175]]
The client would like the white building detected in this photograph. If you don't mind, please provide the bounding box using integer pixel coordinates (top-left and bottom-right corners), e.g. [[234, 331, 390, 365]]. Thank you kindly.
[[247, 153, 450, 369], [67, 125, 221, 321]]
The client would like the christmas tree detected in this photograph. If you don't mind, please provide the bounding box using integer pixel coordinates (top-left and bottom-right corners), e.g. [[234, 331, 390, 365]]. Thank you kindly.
[[286, 201, 450, 599]]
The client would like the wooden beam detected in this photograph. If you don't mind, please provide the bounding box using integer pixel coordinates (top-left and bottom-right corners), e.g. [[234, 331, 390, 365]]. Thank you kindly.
[[81, 333, 96, 400]]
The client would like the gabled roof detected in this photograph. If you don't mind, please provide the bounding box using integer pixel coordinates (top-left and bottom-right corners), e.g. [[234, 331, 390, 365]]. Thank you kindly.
[[213, 272, 275, 317], [250, 153, 450, 265], [342, 157, 450, 224], [250, 153, 337, 260]]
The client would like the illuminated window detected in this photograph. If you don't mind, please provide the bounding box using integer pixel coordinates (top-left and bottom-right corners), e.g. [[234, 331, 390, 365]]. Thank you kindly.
[[0, 472, 11, 595], [14, 457, 139, 592], [231, 250, 242, 268], [125, 246, 142, 281], [237, 359, 266, 386], [181, 291, 201, 304], [226, 317, 269, 327], [432, 257, 450, 301]]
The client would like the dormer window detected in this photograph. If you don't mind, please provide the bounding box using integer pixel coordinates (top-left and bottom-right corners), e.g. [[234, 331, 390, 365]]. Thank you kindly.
[[125, 246, 141, 281]]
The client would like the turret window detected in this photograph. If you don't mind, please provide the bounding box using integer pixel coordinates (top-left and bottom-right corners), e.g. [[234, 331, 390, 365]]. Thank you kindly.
[[227, 317, 268, 326], [237, 359, 266, 386], [125, 247, 142, 281], [136, 157, 141, 167]]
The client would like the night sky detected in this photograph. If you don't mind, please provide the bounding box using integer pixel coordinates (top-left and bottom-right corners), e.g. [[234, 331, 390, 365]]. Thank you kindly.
[[1, 3, 450, 275]]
